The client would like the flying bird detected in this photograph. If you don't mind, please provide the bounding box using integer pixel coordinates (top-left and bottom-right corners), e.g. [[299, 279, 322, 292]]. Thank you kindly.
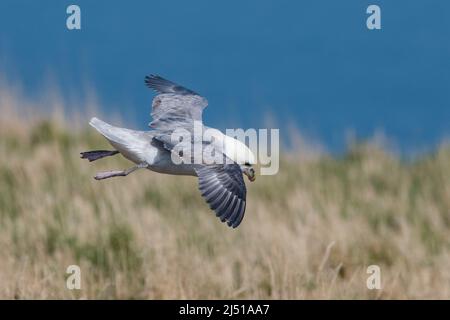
[[81, 75, 256, 228]]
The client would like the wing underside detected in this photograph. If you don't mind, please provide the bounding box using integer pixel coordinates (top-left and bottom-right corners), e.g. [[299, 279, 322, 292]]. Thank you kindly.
[[195, 164, 247, 228]]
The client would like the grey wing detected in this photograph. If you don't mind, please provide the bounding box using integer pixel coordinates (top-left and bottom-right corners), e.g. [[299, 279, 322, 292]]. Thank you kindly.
[[195, 164, 247, 228], [145, 75, 208, 130]]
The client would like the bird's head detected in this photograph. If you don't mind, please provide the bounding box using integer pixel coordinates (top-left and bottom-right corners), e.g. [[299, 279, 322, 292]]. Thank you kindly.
[[218, 131, 256, 181], [241, 163, 256, 182]]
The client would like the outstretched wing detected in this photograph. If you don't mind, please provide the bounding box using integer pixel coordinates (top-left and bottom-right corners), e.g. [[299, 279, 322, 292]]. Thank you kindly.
[[195, 164, 247, 228], [145, 75, 208, 130]]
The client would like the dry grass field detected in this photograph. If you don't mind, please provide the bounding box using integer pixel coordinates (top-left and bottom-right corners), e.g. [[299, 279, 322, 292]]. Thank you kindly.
[[1, 87, 450, 299]]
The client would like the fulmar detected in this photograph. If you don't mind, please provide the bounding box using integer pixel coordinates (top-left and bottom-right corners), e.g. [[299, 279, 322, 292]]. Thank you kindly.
[[81, 75, 256, 228]]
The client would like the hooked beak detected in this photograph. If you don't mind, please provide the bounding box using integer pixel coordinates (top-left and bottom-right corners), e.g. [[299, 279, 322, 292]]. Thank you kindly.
[[244, 167, 256, 182]]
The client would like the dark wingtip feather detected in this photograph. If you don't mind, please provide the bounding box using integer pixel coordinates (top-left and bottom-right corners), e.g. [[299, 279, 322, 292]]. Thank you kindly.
[[144, 74, 198, 95], [144, 74, 161, 90], [231, 201, 246, 228]]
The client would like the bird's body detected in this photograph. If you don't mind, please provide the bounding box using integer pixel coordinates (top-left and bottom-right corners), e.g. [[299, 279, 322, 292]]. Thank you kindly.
[[89, 117, 198, 176], [82, 75, 256, 228]]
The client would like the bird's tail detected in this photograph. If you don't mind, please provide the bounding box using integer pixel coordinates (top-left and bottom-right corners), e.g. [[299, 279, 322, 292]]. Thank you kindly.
[[89, 117, 151, 164], [89, 117, 129, 145]]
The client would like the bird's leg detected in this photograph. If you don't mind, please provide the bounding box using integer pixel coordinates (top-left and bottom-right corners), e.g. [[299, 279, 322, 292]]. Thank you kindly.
[[94, 163, 147, 180], [81, 150, 119, 162]]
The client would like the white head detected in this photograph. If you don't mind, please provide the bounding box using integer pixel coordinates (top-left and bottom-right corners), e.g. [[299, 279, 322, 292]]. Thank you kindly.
[[222, 134, 256, 182]]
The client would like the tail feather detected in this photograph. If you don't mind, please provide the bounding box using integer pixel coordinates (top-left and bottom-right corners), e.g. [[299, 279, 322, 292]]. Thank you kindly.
[[89, 117, 126, 144], [89, 117, 143, 146], [88, 117, 153, 164]]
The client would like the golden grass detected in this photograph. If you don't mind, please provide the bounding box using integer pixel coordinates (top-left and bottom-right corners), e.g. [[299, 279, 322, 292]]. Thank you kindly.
[[1, 88, 450, 299]]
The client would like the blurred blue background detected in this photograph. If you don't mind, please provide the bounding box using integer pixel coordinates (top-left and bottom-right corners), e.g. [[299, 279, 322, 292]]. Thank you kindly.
[[0, 0, 449, 153]]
